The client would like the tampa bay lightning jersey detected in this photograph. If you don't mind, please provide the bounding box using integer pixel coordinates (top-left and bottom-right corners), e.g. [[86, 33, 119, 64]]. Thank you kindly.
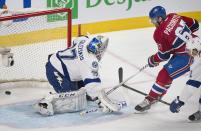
[[49, 36, 101, 87]]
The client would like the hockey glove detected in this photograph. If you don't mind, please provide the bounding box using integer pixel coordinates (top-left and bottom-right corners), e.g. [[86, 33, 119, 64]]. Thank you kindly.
[[148, 55, 159, 67], [170, 96, 185, 113]]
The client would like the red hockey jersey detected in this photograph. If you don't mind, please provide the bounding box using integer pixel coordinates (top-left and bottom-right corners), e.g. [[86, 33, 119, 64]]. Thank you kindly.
[[153, 13, 199, 63]]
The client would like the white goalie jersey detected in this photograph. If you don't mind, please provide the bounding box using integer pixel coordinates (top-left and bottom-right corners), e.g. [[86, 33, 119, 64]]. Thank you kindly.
[[49, 36, 101, 93]]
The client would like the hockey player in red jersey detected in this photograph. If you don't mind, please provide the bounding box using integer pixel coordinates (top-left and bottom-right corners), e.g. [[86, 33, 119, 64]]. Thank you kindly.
[[135, 6, 199, 112]]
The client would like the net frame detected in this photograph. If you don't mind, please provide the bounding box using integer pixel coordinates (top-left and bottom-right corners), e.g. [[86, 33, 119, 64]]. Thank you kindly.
[[0, 8, 72, 86], [0, 8, 72, 47]]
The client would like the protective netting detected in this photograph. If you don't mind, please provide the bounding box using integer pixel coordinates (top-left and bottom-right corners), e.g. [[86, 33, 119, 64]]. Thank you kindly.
[[0, 8, 71, 84]]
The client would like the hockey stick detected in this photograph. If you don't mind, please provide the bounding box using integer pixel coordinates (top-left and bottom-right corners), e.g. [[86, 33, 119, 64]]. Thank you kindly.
[[80, 65, 148, 115], [119, 67, 123, 83], [88, 65, 148, 100], [122, 84, 170, 106], [119, 67, 170, 106], [106, 64, 149, 95], [80, 100, 127, 116]]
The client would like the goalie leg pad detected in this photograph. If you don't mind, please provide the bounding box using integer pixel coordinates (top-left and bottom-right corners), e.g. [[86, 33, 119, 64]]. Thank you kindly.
[[34, 88, 87, 116], [33, 98, 54, 116], [51, 88, 87, 113]]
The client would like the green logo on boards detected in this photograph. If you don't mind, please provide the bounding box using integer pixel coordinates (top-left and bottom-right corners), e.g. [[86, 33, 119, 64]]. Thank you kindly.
[[47, 0, 78, 22]]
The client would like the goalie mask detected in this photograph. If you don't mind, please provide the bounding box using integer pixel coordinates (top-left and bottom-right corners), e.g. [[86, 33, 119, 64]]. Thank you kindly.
[[87, 35, 109, 61]]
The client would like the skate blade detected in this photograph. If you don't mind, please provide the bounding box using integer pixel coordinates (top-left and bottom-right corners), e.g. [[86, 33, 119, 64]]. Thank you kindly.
[[133, 109, 148, 114]]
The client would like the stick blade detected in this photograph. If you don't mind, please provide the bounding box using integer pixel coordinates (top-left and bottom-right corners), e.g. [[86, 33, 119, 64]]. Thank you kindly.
[[118, 67, 123, 83]]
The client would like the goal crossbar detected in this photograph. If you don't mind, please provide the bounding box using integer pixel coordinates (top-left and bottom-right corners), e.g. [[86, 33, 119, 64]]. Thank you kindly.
[[0, 8, 72, 47]]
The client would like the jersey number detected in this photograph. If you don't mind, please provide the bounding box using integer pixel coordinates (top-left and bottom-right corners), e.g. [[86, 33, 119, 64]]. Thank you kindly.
[[175, 20, 192, 43], [59, 48, 77, 60]]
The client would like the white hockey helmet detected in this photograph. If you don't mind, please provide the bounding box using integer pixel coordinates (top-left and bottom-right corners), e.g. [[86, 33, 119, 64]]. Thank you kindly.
[[87, 35, 109, 61]]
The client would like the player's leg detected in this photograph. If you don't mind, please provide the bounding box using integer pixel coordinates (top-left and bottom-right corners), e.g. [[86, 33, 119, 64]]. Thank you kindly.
[[135, 54, 192, 112], [169, 56, 201, 114], [135, 68, 172, 112], [188, 96, 201, 121], [186, 58, 201, 121]]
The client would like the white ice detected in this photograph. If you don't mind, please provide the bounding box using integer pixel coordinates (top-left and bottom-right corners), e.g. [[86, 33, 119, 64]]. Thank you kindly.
[[0, 27, 201, 131]]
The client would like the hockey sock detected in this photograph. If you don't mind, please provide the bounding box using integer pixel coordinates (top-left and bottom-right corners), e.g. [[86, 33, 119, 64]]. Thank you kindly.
[[146, 83, 168, 102]]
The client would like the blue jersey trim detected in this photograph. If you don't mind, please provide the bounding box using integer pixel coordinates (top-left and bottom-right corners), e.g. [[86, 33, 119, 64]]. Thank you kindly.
[[84, 78, 101, 85], [157, 51, 170, 61], [190, 19, 199, 32], [186, 79, 201, 88], [172, 37, 185, 49], [173, 25, 191, 49]]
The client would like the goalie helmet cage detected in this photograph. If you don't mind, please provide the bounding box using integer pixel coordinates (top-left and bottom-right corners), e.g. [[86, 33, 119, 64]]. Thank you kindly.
[[0, 8, 72, 88]]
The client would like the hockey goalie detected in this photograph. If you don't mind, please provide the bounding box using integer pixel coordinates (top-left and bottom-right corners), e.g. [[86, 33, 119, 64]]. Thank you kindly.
[[33, 35, 126, 116]]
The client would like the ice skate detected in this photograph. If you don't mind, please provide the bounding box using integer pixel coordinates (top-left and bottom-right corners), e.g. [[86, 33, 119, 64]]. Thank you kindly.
[[188, 111, 201, 121], [135, 98, 152, 112]]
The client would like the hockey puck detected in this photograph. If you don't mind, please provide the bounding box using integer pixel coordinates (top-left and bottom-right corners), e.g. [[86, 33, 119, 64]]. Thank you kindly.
[[5, 91, 11, 95]]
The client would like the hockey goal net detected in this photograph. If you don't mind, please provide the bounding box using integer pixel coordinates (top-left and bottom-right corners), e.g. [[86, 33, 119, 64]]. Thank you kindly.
[[0, 8, 72, 88]]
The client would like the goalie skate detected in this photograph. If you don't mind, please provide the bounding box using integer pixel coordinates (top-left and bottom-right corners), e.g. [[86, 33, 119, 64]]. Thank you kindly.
[[188, 111, 201, 121]]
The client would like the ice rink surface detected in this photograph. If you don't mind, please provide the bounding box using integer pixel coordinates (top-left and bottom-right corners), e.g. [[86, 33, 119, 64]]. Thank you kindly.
[[0, 27, 201, 131]]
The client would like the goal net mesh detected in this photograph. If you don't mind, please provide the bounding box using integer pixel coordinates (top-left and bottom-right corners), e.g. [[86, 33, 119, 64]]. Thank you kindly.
[[0, 8, 72, 87]]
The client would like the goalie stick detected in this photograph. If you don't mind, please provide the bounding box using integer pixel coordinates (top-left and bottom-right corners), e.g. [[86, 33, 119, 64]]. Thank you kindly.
[[119, 67, 170, 106], [80, 65, 148, 115], [80, 67, 131, 116], [84, 65, 148, 102]]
